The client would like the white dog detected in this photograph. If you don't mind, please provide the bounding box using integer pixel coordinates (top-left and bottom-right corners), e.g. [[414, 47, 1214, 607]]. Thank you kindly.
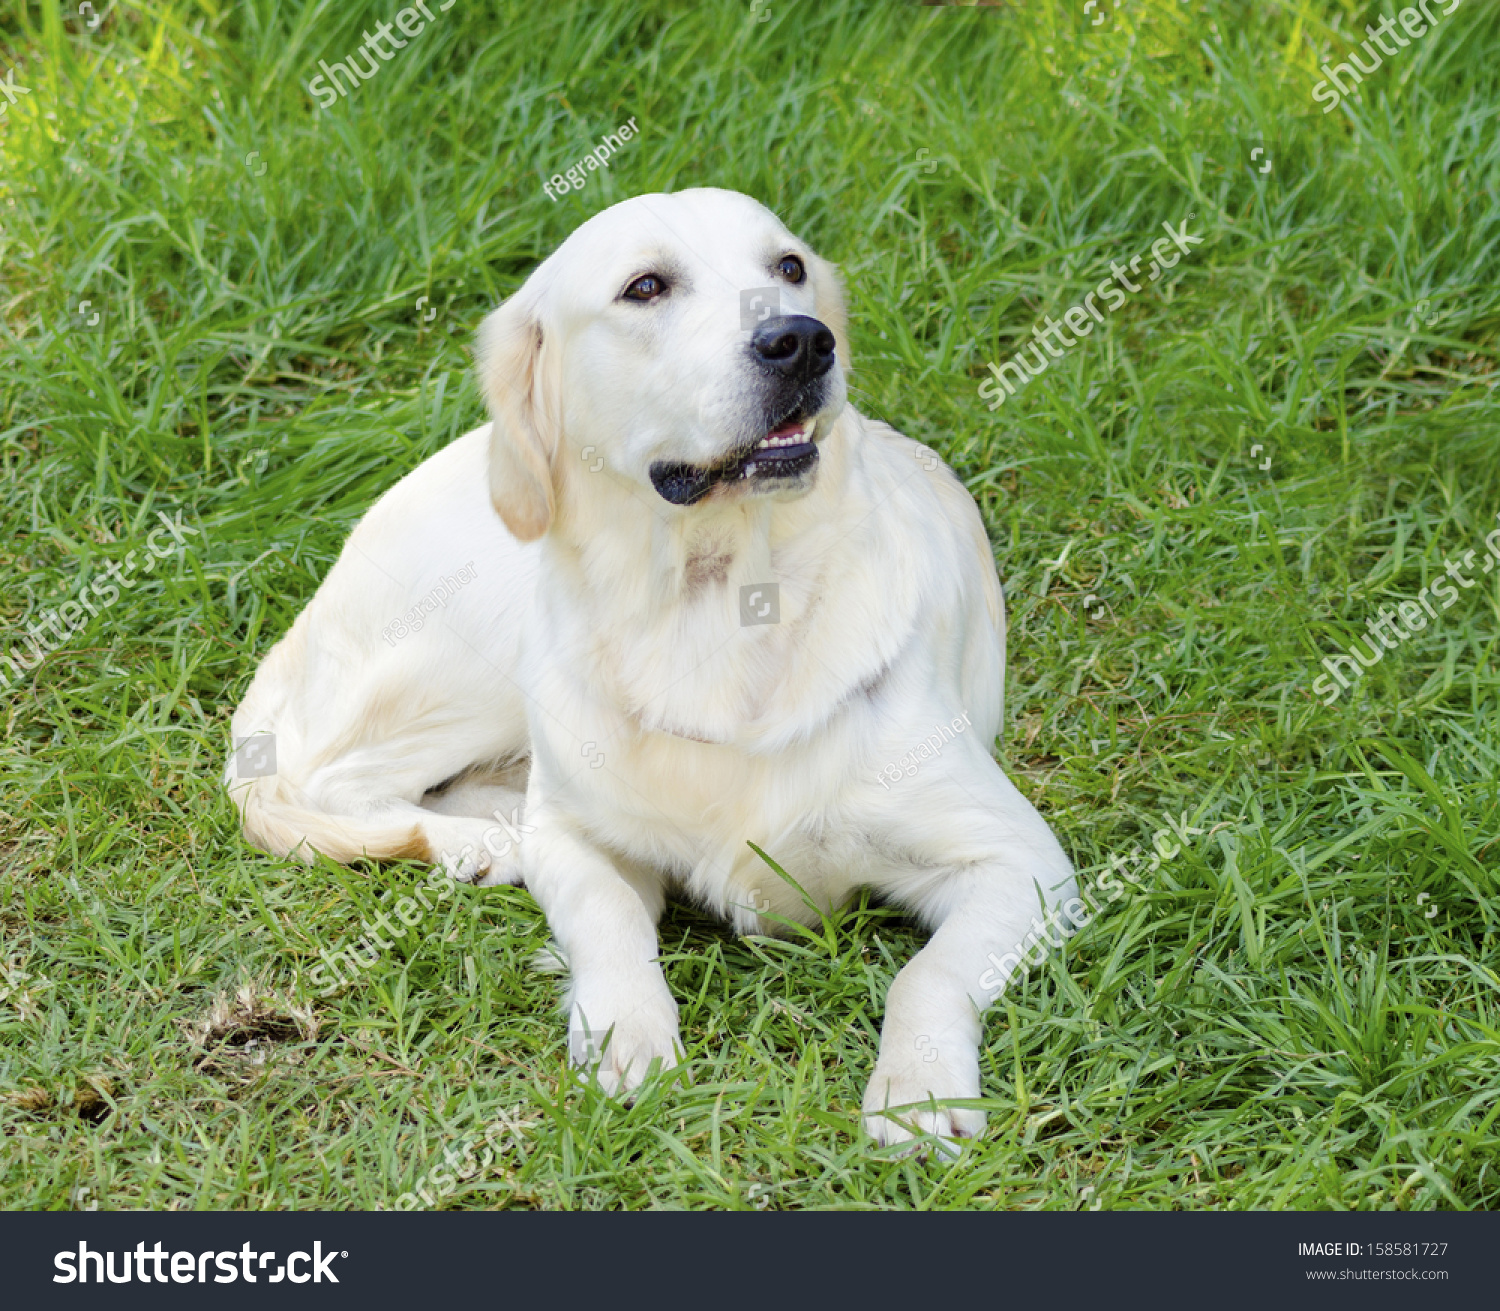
[[225, 188, 1076, 1149]]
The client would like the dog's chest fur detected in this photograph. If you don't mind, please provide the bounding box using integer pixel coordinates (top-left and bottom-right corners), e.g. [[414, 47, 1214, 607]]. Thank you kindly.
[[578, 726, 877, 933], [528, 538, 903, 927]]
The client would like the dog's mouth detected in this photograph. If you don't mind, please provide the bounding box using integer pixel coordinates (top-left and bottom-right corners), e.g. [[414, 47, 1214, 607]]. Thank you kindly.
[[649, 412, 820, 506]]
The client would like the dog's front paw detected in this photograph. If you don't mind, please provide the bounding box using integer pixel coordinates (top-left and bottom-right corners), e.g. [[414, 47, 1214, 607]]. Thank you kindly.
[[862, 1039, 984, 1156], [569, 989, 683, 1097]]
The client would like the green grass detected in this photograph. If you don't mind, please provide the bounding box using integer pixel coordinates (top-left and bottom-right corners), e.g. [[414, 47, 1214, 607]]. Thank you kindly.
[[2, 0, 1499, 1210]]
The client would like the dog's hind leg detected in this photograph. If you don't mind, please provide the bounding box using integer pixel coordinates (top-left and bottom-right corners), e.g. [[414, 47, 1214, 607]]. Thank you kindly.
[[420, 765, 532, 887], [230, 720, 532, 885]]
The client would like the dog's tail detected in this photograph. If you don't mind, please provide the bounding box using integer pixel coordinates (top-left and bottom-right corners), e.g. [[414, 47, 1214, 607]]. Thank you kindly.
[[228, 769, 429, 866]]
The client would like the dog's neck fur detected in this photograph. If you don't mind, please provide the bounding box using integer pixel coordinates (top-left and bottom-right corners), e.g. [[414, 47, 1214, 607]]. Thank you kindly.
[[539, 407, 917, 749]]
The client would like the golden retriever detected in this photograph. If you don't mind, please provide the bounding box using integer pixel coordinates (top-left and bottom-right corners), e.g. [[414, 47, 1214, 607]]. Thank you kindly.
[[225, 188, 1076, 1149]]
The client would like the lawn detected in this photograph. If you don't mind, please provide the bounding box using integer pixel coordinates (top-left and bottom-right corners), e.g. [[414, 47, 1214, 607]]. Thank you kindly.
[[1, 0, 1497, 1210]]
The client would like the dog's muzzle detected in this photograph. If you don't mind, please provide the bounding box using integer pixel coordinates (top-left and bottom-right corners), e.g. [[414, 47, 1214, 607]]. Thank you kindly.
[[648, 316, 835, 506]]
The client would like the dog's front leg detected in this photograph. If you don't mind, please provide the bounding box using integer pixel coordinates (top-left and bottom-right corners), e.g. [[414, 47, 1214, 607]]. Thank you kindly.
[[862, 797, 1075, 1153], [525, 817, 683, 1096]]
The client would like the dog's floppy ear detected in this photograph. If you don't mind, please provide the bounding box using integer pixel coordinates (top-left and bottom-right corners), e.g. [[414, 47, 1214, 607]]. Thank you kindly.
[[477, 285, 562, 541]]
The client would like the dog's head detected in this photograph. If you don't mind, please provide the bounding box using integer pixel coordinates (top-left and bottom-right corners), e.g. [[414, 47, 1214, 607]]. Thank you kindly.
[[476, 188, 850, 540]]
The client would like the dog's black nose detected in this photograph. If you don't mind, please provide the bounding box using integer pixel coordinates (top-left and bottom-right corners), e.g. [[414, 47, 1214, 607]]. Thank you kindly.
[[751, 315, 836, 383]]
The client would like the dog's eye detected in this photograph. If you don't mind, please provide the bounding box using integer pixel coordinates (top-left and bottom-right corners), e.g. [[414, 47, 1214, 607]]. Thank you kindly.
[[776, 255, 806, 284], [622, 274, 667, 302]]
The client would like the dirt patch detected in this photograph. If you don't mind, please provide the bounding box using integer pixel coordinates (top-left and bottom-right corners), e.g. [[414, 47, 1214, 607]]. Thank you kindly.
[[3, 1076, 116, 1125], [73, 1079, 114, 1124], [184, 984, 318, 1074]]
